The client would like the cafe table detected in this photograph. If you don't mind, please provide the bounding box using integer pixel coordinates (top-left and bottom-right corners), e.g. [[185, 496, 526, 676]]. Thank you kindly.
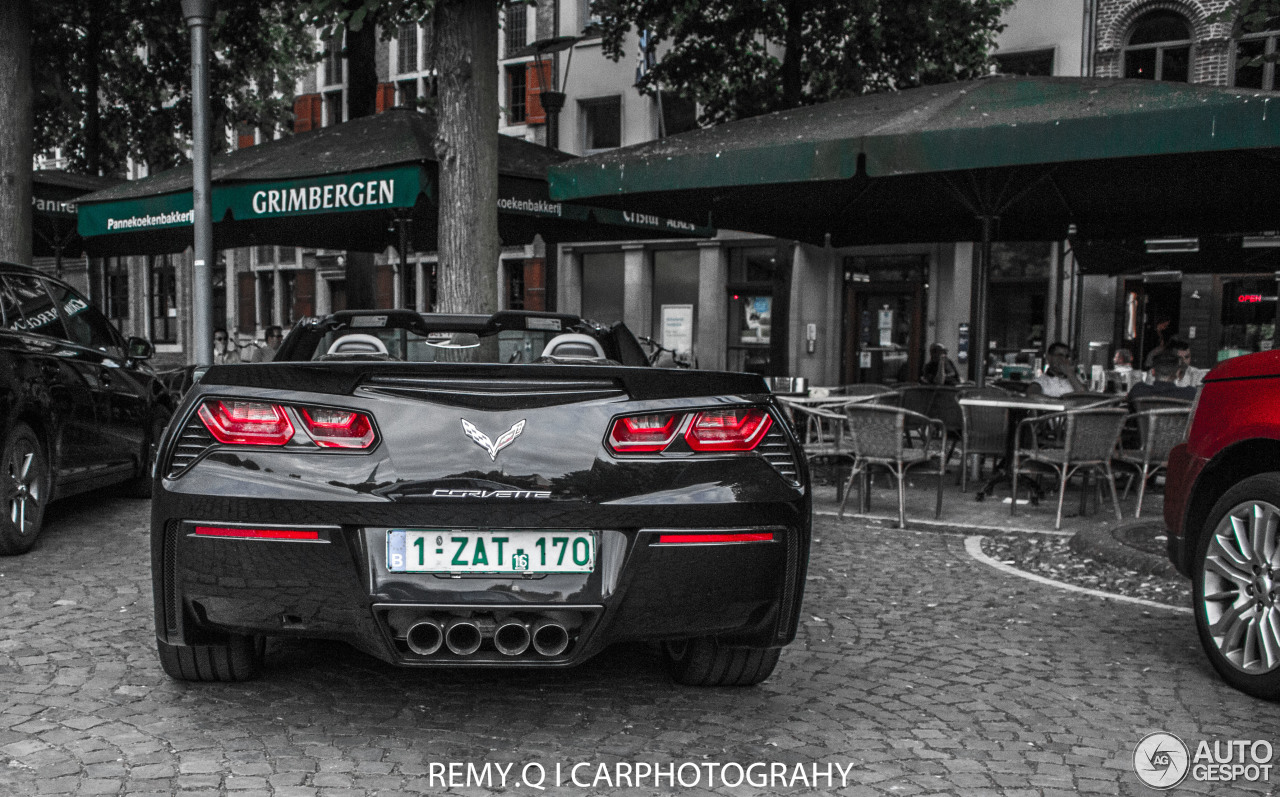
[[957, 393, 1067, 500]]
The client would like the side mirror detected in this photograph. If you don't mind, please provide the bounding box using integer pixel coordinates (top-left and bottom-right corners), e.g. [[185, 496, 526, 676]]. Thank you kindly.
[[127, 336, 154, 361]]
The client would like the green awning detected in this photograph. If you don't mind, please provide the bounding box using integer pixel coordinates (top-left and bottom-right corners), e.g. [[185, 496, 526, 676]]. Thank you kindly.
[[76, 108, 714, 256], [77, 165, 426, 239], [547, 76, 1280, 245]]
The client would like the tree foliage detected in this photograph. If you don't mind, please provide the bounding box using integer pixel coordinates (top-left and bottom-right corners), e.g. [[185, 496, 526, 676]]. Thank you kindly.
[[594, 0, 1016, 126], [32, 0, 316, 175]]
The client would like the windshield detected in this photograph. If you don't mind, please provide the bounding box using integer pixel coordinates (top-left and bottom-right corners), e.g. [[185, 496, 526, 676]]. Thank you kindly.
[[310, 327, 568, 363], [276, 311, 646, 365]]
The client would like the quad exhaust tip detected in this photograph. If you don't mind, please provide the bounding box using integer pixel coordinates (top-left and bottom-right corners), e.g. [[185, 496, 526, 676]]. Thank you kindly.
[[531, 620, 570, 657], [401, 614, 573, 658], [494, 621, 531, 656], [445, 619, 484, 656], [405, 619, 444, 656]]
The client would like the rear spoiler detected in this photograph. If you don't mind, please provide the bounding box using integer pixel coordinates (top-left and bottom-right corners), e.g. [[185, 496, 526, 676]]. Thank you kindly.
[[197, 361, 771, 401]]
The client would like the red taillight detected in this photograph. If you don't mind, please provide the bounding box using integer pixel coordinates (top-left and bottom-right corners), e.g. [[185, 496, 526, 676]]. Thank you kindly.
[[608, 413, 683, 453], [657, 532, 774, 544], [194, 525, 320, 541], [197, 400, 294, 446], [299, 407, 376, 449], [684, 408, 772, 452]]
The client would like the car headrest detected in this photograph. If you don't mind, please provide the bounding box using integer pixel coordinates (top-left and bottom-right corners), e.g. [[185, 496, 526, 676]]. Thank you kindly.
[[539, 333, 605, 360], [326, 333, 388, 355]]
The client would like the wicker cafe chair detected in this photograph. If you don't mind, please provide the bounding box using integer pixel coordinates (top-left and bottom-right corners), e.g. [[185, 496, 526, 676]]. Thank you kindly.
[[838, 404, 946, 529], [841, 384, 900, 404], [1011, 406, 1129, 530], [777, 400, 851, 493], [1114, 407, 1191, 518], [897, 385, 962, 465], [957, 386, 1011, 492]]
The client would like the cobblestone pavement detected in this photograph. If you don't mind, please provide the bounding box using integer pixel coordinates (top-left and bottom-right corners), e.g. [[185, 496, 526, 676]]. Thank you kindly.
[[0, 493, 1277, 796]]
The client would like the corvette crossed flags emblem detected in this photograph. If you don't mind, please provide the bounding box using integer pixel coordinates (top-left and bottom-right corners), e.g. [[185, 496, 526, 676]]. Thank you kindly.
[[461, 418, 526, 461]]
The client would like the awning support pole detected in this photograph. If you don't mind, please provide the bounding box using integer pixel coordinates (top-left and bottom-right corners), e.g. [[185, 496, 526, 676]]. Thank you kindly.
[[970, 215, 994, 388]]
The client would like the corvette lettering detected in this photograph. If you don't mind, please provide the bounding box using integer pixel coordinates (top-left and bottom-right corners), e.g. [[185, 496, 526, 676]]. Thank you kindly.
[[431, 489, 552, 499]]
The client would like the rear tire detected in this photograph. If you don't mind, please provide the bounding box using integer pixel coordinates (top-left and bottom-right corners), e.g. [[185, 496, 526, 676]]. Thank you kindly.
[[664, 637, 780, 686], [156, 635, 264, 682], [0, 424, 49, 556], [1194, 473, 1280, 700]]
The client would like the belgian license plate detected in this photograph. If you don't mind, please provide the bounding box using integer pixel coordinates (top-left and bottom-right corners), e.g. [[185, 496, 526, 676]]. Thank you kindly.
[[386, 529, 595, 574]]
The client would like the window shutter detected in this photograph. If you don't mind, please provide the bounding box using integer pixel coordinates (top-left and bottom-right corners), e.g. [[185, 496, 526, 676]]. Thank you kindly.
[[293, 269, 316, 318], [293, 95, 313, 133], [236, 273, 256, 334], [375, 265, 395, 308], [309, 95, 323, 130], [293, 94, 323, 133], [375, 82, 396, 113], [525, 61, 553, 124]]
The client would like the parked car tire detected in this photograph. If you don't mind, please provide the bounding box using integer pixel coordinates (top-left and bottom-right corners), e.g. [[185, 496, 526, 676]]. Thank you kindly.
[[124, 414, 170, 499], [1194, 473, 1280, 700], [664, 637, 780, 686], [156, 634, 264, 682], [0, 423, 49, 556]]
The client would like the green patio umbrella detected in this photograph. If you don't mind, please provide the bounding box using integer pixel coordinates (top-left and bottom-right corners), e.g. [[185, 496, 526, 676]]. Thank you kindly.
[[76, 107, 713, 256], [547, 75, 1280, 384]]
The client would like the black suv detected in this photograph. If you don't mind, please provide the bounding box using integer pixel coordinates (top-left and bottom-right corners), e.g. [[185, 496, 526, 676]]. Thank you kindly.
[[0, 262, 172, 554]]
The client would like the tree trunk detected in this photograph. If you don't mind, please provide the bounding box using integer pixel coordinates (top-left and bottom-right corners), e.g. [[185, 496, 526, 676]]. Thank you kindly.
[[346, 22, 377, 119], [341, 19, 380, 308], [84, 2, 102, 175], [432, 0, 500, 315], [0, 0, 33, 264]]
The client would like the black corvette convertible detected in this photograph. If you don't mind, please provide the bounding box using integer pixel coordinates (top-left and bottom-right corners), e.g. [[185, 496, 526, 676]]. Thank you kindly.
[[151, 310, 810, 686]]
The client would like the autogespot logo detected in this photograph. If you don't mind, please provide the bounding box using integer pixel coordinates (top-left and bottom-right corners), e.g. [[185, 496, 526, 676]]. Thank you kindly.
[[1133, 732, 1190, 790]]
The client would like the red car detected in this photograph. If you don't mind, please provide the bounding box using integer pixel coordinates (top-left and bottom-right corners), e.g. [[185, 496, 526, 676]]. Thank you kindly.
[[1166, 350, 1280, 699]]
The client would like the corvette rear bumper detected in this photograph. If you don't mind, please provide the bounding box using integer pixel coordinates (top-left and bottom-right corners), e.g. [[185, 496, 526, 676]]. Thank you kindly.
[[152, 501, 810, 667]]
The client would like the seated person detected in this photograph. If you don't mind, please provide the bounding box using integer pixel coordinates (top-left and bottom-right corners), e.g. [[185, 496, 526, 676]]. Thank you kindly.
[[920, 343, 960, 386], [1027, 342, 1087, 397], [1113, 347, 1134, 373], [1129, 351, 1197, 405], [1170, 338, 1208, 389]]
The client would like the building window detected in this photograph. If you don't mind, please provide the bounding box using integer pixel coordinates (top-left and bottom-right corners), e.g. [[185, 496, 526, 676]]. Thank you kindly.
[[581, 95, 622, 152], [322, 33, 343, 86], [578, 0, 601, 34], [580, 251, 625, 324], [652, 250, 699, 357], [986, 242, 1051, 356], [1233, 7, 1280, 89], [397, 24, 418, 74], [506, 64, 527, 124], [398, 78, 418, 108], [1123, 10, 1192, 82], [1221, 277, 1278, 359], [662, 95, 699, 136], [504, 2, 528, 57], [258, 272, 275, 328], [726, 247, 778, 375], [105, 258, 128, 323], [324, 90, 343, 126], [992, 48, 1055, 76], [505, 259, 525, 310], [149, 255, 177, 344]]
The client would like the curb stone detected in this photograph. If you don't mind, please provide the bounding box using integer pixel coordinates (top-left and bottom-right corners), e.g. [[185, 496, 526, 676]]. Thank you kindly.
[[1069, 519, 1178, 577]]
